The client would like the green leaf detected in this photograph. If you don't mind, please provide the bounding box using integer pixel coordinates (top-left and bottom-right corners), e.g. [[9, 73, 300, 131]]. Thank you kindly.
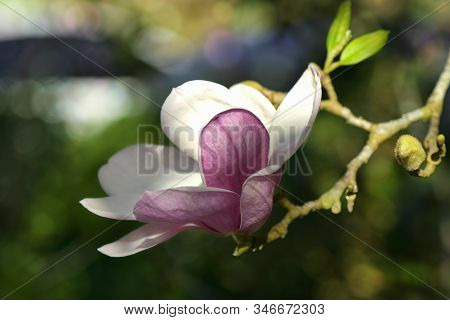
[[326, 1, 351, 52], [340, 30, 389, 65]]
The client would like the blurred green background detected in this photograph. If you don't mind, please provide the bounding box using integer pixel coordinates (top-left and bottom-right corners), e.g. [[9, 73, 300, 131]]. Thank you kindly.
[[0, 0, 449, 299]]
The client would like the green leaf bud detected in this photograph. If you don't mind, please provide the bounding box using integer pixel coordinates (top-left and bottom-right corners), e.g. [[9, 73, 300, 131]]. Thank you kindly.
[[394, 135, 426, 172]]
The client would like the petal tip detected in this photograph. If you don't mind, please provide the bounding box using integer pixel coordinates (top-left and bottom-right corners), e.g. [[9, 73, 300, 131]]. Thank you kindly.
[[97, 245, 117, 257], [171, 86, 181, 94], [307, 64, 321, 84], [79, 198, 89, 209], [79, 198, 100, 215], [98, 243, 134, 258]]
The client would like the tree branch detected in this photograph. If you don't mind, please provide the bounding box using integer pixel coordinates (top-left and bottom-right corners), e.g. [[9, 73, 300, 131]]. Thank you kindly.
[[420, 52, 450, 177], [267, 50, 449, 244], [234, 50, 450, 255]]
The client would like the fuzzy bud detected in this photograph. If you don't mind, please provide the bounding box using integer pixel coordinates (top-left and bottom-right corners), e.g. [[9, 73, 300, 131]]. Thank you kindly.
[[394, 135, 426, 172]]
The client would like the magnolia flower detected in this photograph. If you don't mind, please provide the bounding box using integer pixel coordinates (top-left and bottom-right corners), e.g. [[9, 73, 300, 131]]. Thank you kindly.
[[80, 66, 321, 257]]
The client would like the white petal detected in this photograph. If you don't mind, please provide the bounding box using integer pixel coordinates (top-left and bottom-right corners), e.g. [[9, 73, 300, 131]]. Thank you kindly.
[[161, 80, 235, 161], [229, 83, 275, 127], [97, 222, 197, 257], [80, 195, 140, 220], [268, 66, 321, 166], [98, 144, 203, 196]]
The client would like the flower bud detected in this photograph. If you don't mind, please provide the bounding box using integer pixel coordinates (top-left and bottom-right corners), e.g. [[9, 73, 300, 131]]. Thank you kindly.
[[394, 135, 426, 172]]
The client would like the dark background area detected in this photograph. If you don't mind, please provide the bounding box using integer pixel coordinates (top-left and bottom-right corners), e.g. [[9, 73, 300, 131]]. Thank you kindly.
[[0, 0, 449, 299]]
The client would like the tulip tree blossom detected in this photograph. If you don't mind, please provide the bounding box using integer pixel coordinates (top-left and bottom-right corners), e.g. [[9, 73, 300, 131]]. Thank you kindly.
[[80, 66, 321, 257]]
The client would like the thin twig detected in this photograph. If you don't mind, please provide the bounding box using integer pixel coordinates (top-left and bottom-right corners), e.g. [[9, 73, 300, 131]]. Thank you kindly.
[[266, 50, 449, 244], [234, 50, 449, 254]]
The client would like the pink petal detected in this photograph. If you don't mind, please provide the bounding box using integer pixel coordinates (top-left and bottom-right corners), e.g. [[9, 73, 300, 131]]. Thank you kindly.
[[133, 187, 240, 234], [199, 109, 270, 194], [98, 222, 198, 257], [160, 80, 275, 161], [239, 165, 282, 234]]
